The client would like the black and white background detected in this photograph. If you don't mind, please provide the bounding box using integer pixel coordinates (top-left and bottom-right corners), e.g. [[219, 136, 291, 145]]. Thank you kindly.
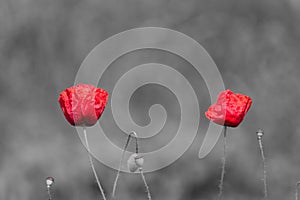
[[1, 0, 300, 199]]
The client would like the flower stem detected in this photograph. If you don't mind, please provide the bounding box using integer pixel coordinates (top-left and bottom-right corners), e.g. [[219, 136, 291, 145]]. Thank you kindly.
[[134, 133, 139, 154], [257, 129, 268, 199], [139, 168, 152, 200], [47, 186, 52, 200], [134, 133, 151, 199], [217, 126, 227, 200], [112, 131, 137, 198], [83, 127, 107, 200], [295, 181, 300, 200]]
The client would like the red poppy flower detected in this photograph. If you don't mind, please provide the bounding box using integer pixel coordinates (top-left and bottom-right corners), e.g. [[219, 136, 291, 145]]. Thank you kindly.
[[205, 89, 252, 127], [58, 84, 109, 126]]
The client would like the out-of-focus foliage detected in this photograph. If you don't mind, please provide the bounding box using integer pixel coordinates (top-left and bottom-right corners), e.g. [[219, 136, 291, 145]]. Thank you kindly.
[[1, 0, 300, 199]]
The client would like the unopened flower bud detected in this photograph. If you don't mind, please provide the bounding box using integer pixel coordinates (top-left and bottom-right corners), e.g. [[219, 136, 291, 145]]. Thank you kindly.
[[46, 177, 54, 187], [127, 153, 144, 172], [257, 129, 264, 140]]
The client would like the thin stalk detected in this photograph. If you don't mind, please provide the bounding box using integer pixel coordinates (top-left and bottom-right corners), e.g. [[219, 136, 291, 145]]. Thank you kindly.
[[296, 181, 300, 200], [83, 127, 107, 200], [217, 126, 227, 200], [139, 168, 152, 200], [135, 134, 139, 154], [47, 186, 52, 200], [135, 132, 151, 199], [257, 129, 268, 199], [112, 131, 137, 198]]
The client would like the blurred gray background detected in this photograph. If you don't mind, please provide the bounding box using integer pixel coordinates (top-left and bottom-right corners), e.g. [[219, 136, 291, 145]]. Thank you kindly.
[[1, 0, 300, 199]]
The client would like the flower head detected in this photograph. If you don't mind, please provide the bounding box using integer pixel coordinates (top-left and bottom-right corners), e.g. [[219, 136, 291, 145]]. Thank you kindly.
[[58, 84, 109, 126], [205, 89, 252, 127]]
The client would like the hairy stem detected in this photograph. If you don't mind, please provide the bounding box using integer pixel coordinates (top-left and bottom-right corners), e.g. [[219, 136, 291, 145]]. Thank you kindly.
[[139, 168, 152, 200], [112, 132, 137, 198], [47, 186, 52, 200], [258, 136, 268, 199], [83, 127, 107, 200], [217, 126, 227, 200], [135, 134, 139, 154], [295, 181, 300, 200]]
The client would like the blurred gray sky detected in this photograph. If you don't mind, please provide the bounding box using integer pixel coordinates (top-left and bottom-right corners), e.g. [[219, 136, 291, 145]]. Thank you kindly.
[[1, 0, 300, 199]]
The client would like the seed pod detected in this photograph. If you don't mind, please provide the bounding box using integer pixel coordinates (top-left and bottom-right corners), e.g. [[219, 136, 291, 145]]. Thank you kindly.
[[127, 153, 144, 172]]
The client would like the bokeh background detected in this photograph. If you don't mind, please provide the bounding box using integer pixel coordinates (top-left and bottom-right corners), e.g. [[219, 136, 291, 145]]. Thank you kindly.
[[1, 0, 300, 199]]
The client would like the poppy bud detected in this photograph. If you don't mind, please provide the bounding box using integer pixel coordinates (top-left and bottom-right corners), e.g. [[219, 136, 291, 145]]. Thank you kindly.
[[127, 153, 144, 172], [257, 129, 264, 140], [46, 177, 54, 188]]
